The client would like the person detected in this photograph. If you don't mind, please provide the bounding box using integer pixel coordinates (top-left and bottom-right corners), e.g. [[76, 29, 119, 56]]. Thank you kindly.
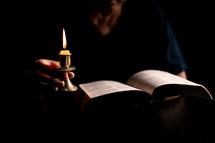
[[21, 0, 188, 113], [23, 0, 187, 91]]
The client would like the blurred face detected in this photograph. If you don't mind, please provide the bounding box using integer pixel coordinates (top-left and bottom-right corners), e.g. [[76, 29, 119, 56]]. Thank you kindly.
[[90, 0, 126, 6]]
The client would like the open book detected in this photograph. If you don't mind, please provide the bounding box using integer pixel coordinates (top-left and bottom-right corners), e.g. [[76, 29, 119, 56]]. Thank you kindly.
[[76, 70, 213, 112]]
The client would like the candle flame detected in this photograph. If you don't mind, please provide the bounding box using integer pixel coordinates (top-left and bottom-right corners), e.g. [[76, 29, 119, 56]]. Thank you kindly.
[[63, 28, 67, 49]]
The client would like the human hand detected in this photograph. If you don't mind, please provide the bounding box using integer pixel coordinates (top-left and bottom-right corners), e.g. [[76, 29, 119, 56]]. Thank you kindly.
[[33, 59, 75, 91]]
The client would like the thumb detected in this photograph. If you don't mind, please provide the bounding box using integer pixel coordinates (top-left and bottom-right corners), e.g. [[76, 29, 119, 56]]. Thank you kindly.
[[68, 71, 75, 79], [49, 60, 61, 70]]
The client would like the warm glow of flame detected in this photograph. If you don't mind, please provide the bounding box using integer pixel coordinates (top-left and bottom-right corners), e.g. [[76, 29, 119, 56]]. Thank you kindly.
[[63, 28, 67, 49]]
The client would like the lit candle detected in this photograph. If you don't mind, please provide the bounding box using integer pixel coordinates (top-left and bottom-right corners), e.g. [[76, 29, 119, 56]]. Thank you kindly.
[[56, 27, 77, 92], [59, 50, 71, 55], [59, 28, 71, 55]]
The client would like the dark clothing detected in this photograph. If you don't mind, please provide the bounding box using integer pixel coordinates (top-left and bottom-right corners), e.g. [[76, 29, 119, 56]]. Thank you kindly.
[[23, 1, 188, 85]]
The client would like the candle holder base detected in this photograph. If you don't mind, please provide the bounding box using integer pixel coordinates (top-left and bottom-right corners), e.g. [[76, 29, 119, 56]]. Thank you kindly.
[[60, 79, 78, 92]]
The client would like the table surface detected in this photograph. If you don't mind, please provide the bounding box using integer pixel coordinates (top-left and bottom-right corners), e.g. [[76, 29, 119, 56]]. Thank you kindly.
[[37, 93, 214, 141], [8, 92, 215, 142]]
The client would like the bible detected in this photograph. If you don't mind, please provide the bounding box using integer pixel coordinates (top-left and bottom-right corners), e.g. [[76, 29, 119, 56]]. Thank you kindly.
[[76, 69, 213, 112]]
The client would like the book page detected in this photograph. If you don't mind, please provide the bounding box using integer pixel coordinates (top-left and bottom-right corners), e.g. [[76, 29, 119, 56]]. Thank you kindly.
[[126, 70, 200, 95], [79, 80, 141, 98]]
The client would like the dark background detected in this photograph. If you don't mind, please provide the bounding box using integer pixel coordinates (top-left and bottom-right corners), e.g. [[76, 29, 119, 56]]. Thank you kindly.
[[155, 0, 215, 98]]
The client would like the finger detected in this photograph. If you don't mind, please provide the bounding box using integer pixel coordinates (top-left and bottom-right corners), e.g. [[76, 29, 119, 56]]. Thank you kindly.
[[35, 59, 67, 81], [35, 59, 60, 70], [52, 86, 59, 92], [68, 71, 75, 79], [35, 70, 65, 87], [35, 59, 60, 76], [59, 72, 72, 81], [39, 82, 59, 92]]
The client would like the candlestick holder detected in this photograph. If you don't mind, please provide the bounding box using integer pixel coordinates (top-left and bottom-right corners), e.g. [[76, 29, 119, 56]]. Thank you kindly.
[[56, 54, 78, 92]]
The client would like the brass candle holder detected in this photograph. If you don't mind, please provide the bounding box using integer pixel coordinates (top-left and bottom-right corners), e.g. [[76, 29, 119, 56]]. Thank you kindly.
[[56, 50, 78, 92]]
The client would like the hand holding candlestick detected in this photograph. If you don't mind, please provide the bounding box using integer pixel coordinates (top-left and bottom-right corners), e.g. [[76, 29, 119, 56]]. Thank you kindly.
[[56, 28, 77, 92]]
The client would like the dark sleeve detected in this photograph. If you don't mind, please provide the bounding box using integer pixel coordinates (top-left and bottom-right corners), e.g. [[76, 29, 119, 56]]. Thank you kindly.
[[165, 20, 188, 74], [156, 4, 188, 74]]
